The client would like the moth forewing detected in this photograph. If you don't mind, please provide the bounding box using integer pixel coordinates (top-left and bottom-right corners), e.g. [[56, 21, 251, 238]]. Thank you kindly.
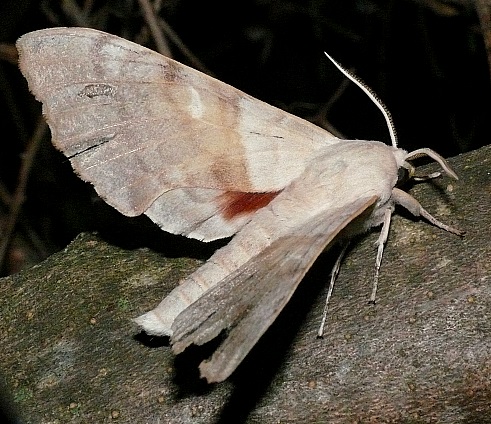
[[16, 27, 338, 242]]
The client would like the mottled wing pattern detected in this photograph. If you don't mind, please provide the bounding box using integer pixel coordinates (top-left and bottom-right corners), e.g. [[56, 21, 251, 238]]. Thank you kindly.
[[16, 27, 340, 241]]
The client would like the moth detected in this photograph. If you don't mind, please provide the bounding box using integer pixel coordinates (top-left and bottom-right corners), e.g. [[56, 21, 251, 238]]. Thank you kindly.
[[17, 27, 462, 383]]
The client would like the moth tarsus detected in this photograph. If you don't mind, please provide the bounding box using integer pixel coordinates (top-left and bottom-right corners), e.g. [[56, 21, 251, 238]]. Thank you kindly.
[[413, 171, 442, 182], [317, 243, 347, 338], [369, 282, 379, 304], [16, 27, 463, 383]]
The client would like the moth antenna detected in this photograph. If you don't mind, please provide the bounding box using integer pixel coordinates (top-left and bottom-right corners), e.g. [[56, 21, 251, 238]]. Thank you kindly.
[[405, 148, 459, 180], [324, 52, 398, 148]]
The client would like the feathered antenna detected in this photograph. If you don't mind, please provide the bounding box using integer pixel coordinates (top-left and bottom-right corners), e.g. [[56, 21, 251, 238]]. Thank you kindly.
[[324, 52, 398, 148]]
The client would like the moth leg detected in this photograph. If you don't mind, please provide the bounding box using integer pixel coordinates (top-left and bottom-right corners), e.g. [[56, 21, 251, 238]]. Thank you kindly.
[[413, 171, 442, 182], [369, 208, 392, 304], [392, 188, 464, 236], [317, 243, 349, 338]]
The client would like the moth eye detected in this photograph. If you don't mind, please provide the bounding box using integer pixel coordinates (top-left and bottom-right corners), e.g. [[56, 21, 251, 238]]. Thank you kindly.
[[397, 167, 411, 186]]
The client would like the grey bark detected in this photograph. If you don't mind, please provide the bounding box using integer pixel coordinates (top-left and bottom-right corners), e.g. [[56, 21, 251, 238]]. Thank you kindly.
[[0, 145, 490, 423]]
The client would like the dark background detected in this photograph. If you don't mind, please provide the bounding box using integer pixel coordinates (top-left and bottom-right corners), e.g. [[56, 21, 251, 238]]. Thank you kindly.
[[0, 0, 489, 276]]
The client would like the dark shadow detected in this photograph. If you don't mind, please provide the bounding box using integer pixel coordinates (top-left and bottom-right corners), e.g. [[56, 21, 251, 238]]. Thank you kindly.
[[93, 198, 226, 261], [0, 374, 24, 424], [133, 331, 169, 349], [214, 248, 342, 423], [153, 244, 349, 423], [172, 338, 224, 397], [134, 330, 220, 397]]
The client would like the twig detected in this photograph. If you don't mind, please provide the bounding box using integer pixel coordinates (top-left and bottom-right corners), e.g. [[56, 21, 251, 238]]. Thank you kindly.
[[138, 0, 172, 57], [292, 75, 351, 138], [61, 0, 91, 27], [0, 118, 47, 272], [0, 43, 18, 65], [138, 0, 213, 74], [476, 0, 491, 81], [0, 180, 48, 263], [157, 15, 214, 75]]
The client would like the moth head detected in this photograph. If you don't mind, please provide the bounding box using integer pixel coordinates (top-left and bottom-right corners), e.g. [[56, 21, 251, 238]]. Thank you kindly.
[[399, 147, 459, 186], [324, 53, 458, 185]]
